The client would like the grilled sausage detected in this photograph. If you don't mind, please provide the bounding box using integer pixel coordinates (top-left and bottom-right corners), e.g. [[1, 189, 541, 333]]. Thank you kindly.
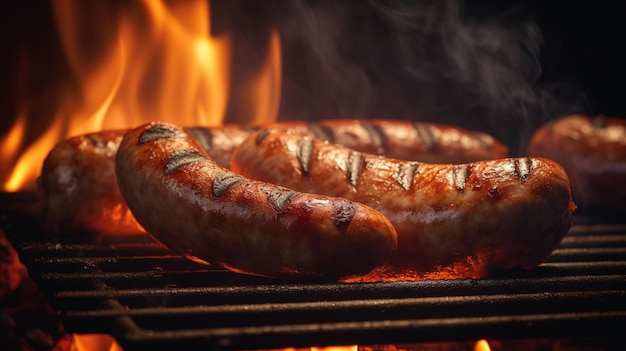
[[38, 129, 142, 237], [115, 122, 398, 280], [528, 115, 626, 212], [275, 119, 508, 163], [39, 126, 253, 237], [40, 119, 506, 237], [231, 128, 576, 280]]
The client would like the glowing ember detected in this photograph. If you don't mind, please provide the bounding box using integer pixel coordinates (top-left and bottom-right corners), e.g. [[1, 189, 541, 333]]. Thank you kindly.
[[72, 334, 124, 351], [311, 346, 358, 351]]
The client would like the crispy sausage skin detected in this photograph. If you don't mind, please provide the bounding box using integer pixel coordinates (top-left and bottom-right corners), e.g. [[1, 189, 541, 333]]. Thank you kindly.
[[38, 129, 142, 236], [40, 119, 506, 237], [231, 129, 576, 280], [115, 122, 398, 280], [276, 119, 508, 163], [528, 115, 626, 212], [39, 126, 253, 237]]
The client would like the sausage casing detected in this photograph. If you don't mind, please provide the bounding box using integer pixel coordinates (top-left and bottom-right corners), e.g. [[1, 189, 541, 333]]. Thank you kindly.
[[39, 119, 507, 237], [39, 125, 253, 237], [231, 128, 576, 280], [115, 122, 398, 280], [274, 119, 508, 163], [528, 115, 626, 212]]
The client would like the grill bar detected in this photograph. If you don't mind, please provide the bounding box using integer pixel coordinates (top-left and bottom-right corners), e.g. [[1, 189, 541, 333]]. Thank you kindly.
[[6, 212, 626, 351]]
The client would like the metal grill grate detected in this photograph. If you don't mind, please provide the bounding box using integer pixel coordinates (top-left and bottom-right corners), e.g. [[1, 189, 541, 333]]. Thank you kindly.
[[7, 211, 626, 351]]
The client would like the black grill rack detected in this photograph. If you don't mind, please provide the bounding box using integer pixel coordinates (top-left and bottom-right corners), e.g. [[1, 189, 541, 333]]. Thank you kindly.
[[7, 212, 626, 351]]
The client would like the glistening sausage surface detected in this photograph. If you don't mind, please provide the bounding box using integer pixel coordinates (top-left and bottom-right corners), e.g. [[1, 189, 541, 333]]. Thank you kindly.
[[40, 119, 507, 237], [115, 122, 398, 280], [231, 128, 576, 280], [528, 115, 626, 212], [39, 125, 253, 237], [272, 119, 508, 163]]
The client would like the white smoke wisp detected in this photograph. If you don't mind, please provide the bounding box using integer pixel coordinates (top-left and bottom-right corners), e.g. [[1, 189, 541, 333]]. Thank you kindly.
[[275, 0, 587, 153]]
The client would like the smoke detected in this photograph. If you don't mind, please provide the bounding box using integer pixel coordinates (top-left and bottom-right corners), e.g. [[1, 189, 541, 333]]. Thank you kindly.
[[272, 0, 588, 154]]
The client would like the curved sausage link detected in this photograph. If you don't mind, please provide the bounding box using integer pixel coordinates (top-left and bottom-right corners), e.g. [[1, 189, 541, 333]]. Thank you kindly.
[[39, 125, 253, 237], [115, 122, 398, 280], [40, 120, 506, 237], [273, 119, 508, 163], [528, 115, 626, 212], [231, 128, 576, 280]]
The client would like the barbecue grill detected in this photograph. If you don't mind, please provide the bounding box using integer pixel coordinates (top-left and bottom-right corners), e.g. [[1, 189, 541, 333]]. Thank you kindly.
[[2, 194, 625, 351]]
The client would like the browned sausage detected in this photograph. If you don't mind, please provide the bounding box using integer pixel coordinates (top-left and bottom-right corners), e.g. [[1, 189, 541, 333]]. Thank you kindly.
[[39, 126, 253, 237], [275, 119, 508, 163], [38, 129, 142, 237], [115, 122, 398, 280], [527, 115, 626, 212], [231, 128, 576, 280], [40, 119, 507, 237]]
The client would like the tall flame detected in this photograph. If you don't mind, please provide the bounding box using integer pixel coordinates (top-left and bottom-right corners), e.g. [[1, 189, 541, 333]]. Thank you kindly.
[[1, 0, 282, 192], [244, 28, 282, 125]]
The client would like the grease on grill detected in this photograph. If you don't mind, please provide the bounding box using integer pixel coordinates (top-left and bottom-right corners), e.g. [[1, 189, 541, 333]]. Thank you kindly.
[[165, 150, 208, 174], [213, 172, 245, 197], [139, 125, 183, 144], [394, 162, 418, 191]]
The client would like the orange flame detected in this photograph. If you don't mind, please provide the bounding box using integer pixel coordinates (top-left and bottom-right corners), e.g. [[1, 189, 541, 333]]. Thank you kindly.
[[474, 339, 491, 351], [1, 0, 281, 192], [72, 334, 124, 351], [244, 28, 283, 125], [311, 346, 358, 351]]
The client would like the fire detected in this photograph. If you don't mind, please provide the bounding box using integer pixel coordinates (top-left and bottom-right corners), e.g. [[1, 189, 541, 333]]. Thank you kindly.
[[473, 339, 491, 351], [311, 346, 358, 351], [1, 0, 281, 192], [243, 28, 283, 125], [72, 334, 124, 351]]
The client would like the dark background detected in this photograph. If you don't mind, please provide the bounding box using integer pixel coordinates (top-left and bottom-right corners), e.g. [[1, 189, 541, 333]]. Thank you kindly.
[[1, 0, 624, 154]]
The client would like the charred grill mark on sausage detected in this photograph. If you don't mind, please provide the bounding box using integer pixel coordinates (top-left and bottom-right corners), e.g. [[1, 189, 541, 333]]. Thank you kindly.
[[332, 199, 356, 231], [307, 122, 335, 142], [413, 122, 437, 151], [185, 127, 213, 153], [470, 132, 494, 148], [212, 172, 245, 197], [346, 152, 364, 187], [449, 165, 470, 191], [361, 121, 386, 152], [255, 129, 271, 145], [297, 136, 314, 174], [394, 162, 419, 191], [592, 115, 607, 129], [86, 134, 106, 148], [165, 150, 208, 174], [269, 189, 297, 212], [139, 125, 183, 144], [514, 157, 534, 181]]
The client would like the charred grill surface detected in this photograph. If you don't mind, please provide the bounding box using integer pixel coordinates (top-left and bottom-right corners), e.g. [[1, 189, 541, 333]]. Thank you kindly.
[[4, 208, 626, 351]]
